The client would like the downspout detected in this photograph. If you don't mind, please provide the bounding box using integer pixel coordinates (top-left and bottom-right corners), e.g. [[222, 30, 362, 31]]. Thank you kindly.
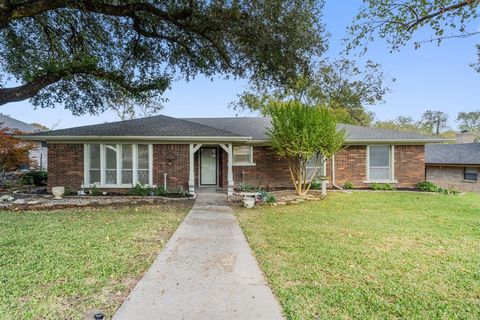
[[331, 154, 343, 190]]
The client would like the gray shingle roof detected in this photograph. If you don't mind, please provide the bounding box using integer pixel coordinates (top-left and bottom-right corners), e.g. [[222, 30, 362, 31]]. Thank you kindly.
[[26, 115, 241, 137], [184, 117, 440, 142], [426, 143, 480, 165], [23, 115, 443, 143], [0, 114, 42, 133]]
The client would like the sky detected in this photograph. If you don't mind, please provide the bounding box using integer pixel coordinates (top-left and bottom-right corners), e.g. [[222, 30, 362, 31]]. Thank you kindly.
[[2, 0, 480, 130]]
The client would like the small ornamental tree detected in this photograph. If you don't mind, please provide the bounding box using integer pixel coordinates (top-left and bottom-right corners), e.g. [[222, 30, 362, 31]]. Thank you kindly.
[[266, 100, 345, 196], [0, 128, 33, 179]]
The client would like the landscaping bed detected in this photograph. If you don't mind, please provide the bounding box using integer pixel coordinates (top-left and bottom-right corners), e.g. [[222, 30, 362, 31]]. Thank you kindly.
[[0, 203, 191, 319], [236, 191, 480, 319]]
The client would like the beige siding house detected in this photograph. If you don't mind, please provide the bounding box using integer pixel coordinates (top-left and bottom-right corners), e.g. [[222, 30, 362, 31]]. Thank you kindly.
[[426, 143, 480, 192]]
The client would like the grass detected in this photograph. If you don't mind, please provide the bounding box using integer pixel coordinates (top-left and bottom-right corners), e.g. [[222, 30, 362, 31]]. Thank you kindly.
[[236, 192, 480, 319], [0, 203, 191, 319]]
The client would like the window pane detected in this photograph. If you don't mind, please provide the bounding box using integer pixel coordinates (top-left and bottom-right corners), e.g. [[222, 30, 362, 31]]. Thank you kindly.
[[89, 144, 100, 169], [122, 144, 133, 169], [122, 170, 133, 184], [106, 170, 117, 184], [89, 170, 100, 185], [106, 144, 117, 170], [369, 146, 389, 167], [369, 168, 390, 180], [138, 144, 149, 169], [233, 146, 252, 163], [138, 170, 149, 185], [464, 167, 478, 181]]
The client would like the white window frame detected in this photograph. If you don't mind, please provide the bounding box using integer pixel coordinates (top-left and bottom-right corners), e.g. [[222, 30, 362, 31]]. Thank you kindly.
[[232, 145, 255, 166], [83, 143, 153, 188], [365, 145, 397, 183]]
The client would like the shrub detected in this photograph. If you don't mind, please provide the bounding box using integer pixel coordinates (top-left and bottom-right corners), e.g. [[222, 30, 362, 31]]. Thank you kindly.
[[236, 182, 256, 192], [89, 185, 100, 196], [256, 190, 276, 204], [344, 181, 354, 190], [416, 181, 439, 192], [20, 171, 47, 186], [128, 183, 152, 196], [370, 183, 394, 191], [64, 186, 76, 196], [154, 185, 167, 196], [310, 180, 322, 190]]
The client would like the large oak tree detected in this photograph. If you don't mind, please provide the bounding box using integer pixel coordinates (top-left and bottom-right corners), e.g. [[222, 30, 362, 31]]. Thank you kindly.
[[0, 0, 325, 114]]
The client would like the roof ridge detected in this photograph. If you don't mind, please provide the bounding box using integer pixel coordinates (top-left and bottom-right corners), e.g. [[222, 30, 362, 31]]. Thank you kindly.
[[173, 117, 242, 137]]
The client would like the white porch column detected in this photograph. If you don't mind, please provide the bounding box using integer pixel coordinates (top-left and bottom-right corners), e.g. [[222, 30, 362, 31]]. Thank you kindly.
[[227, 143, 234, 196], [188, 143, 195, 194]]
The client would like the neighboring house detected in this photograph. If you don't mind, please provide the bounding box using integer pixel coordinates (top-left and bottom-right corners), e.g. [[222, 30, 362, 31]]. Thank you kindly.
[[456, 130, 479, 144], [425, 143, 480, 192], [0, 114, 48, 170], [20, 115, 445, 195]]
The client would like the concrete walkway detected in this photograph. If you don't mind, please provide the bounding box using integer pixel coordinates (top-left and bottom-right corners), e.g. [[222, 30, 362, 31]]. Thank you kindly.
[[113, 193, 284, 320]]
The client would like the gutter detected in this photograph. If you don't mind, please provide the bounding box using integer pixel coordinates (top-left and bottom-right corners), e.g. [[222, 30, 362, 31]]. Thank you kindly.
[[331, 154, 343, 190]]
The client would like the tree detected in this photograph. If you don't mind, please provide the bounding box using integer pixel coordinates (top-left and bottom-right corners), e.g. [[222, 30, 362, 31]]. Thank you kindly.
[[349, 1, 480, 70], [233, 59, 390, 125], [375, 115, 427, 134], [0, 0, 326, 114], [0, 128, 33, 179], [107, 95, 164, 120], [420, 110, 449, 135], [31, 123, 49, 132], [457, 111, 480, 131], [266, 100, 345, 196]]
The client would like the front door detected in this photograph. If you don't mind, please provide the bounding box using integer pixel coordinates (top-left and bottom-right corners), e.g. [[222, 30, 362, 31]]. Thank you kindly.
[[200, 147, 217, 185]]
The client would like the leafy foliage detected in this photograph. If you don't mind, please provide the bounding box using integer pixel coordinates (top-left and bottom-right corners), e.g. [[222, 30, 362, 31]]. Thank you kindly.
[[0, 128, 33, 173], [266, 101, 345, 195], [236, 182, 257, 192], [20, 171, 47, 186], [370, 183, 394, 191], [457, 111, 480, 132], [256, 190, 276, 204], [343, 181, 354, 190], [416, 181, 439, 192], [420, 110, 449, 136], [128, 183, 152, 196], [233, 59, 391, 125], [349, 1, 480, 52], [0, 0, 325, 112]]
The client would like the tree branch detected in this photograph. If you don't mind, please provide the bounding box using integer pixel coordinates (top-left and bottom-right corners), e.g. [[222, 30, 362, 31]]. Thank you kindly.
[[0, 64, 168, 106], [406, 0, 479, 31]]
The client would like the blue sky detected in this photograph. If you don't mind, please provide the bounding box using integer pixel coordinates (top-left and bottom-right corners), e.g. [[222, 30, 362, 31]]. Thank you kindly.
[[2, 0, 480, 129]]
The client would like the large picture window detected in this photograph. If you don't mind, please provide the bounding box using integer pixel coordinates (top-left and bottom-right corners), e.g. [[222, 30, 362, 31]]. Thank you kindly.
[[84, 143, 153, 187], [233, 145, 254, 165], [367, 145, 393, 181]]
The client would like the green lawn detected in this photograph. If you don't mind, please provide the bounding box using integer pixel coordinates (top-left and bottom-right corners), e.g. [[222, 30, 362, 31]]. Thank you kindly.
[[0, 203, 191, 320], [236, 192, 480, 320]]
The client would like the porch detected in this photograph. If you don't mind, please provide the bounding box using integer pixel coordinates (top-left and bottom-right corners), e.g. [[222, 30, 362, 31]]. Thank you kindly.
[[188, 143, 234, 196]]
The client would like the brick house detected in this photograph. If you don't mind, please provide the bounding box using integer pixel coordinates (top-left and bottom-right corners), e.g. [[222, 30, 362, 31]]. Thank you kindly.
[[426, 143, 480, 192], [20, 115, 445, 195]]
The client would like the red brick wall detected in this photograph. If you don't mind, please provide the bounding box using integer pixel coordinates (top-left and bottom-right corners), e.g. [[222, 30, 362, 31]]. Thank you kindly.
[[231, 146, 291, 189], [153, 144, 189, 191], [47, 144, 84, 192], [329, 146, 367, 186], [394, 145, 425, 187]]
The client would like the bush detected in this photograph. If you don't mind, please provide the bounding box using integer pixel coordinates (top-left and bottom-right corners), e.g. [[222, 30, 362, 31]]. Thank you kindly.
[[310, 180, 322, 190], [416, 181, 439, 192], [128, 183, 152, 196], [236, 182, 256, 192], [256, 190, 276, 204], [154, 185, 167, 196], [89, 185, 101, 196], [21, 171, 47, 186], [370, 183, 394, 191], [344, 181, 354, 190]]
